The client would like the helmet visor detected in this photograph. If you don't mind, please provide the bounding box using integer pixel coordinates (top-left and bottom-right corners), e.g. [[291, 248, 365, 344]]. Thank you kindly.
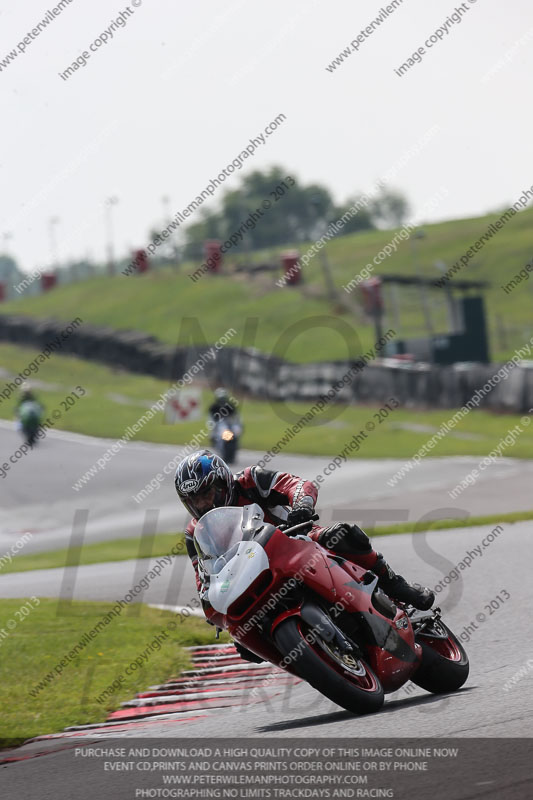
[[182, 478, 230, 519]]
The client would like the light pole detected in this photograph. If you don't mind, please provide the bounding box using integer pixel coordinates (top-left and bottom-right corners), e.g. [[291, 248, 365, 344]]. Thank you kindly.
[[411, 229, 434, 336], [161, 194, 171, 223], [162, 194, 179, 268], [105, 196, 119, 275], [310, 195, 337, 302], [2, 232, 13, 252], [435, 259, 460, 331], [49, 217, 60, 268]]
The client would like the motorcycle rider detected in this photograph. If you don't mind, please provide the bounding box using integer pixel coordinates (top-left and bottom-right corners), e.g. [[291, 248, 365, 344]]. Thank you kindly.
[[208, 387, 237, 422], [16, 383, 44, 447], [208, 388, 241, 460], [175, 449, 435, 662], [15, 383, 38, 407]]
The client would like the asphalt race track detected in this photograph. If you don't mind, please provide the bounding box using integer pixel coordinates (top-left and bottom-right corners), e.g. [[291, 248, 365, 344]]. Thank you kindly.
[[2, 420, 533, 554], [1, 423, 532, 797]]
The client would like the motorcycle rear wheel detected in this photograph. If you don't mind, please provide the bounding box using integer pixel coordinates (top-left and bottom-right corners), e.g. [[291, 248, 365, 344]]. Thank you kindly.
[[274, 617, 384, 714], [25, 428, 38, 447], [412, 622, 469, 693]]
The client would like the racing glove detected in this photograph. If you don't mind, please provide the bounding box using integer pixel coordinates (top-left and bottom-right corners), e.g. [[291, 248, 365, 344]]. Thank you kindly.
[[286, 507, 314, 527], [286, 495, 315, 529]]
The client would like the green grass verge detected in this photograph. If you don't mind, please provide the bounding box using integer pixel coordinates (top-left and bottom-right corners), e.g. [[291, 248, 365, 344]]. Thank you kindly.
[[0, 599, 227, 749], [4, 511, 532, 576], [2, 343, 533, 464], [2, 206, 533, 363], [0, 533, 186, 575], [368, 509, 533, 536]]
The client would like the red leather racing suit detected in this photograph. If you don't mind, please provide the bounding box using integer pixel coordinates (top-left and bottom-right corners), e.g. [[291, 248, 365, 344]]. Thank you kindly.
[[184, 465, 380, 591]]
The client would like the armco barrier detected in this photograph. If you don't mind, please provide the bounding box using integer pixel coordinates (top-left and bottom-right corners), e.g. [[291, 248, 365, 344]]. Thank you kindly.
[[0, 313, 532, 412]]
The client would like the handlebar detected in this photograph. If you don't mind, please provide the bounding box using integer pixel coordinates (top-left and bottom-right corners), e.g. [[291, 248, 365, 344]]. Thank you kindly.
[[280, 513, 319, 537]]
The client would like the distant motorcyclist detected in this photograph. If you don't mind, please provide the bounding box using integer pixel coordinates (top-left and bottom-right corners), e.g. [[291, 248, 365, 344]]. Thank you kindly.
[[208, 387, 236, 422], [174, 450, 435, 662], [208, 388, 242, 461], [16, 384, 43, 447]]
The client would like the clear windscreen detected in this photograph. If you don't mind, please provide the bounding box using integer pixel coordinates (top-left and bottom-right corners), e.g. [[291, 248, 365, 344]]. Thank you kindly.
[[194, 505, 265, 574]]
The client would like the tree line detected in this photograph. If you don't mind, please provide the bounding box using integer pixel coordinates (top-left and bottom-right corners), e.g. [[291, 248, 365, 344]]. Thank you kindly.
[[180, 166, 410, 259]]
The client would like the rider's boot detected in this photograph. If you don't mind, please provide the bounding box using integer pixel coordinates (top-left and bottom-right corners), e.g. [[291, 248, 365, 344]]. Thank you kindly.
[[372, 553, 434, 611]]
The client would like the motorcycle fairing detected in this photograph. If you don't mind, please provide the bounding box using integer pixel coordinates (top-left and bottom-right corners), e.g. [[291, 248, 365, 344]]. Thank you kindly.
[[197, 507, 423, 688], [207, 540, 270, 614], [323, 559, 421, 691]]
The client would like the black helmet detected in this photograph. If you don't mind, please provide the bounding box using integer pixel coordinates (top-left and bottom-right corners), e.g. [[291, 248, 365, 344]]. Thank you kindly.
[[174, 449, 234, 519]]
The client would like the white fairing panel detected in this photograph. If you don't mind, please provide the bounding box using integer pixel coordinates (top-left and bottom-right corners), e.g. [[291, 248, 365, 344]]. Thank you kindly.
[[208, 541, 270, 614]]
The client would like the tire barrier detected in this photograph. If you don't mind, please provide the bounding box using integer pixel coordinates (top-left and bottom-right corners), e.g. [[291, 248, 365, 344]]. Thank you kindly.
[[0, 313, 532, 412]]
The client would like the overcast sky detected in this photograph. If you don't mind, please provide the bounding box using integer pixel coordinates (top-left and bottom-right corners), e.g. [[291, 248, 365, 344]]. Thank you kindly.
[[1, 0, 532, 274]]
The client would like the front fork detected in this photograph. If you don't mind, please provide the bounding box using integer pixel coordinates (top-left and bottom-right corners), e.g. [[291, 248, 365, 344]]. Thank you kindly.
[[271, 599, 359, 658]]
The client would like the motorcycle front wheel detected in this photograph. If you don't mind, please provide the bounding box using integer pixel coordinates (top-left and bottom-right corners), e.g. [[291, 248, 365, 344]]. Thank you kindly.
[[274, 617, 384, 715], [412, 621, 469, 693], [222, 438, 237, 463]]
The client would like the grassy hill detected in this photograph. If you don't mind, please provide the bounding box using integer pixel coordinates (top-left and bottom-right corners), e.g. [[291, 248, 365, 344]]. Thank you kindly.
[[2, 206, 532, 363]]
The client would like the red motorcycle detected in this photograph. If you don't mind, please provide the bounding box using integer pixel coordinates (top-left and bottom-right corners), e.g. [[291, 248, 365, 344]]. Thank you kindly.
[[195, 504, 469, 714]]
